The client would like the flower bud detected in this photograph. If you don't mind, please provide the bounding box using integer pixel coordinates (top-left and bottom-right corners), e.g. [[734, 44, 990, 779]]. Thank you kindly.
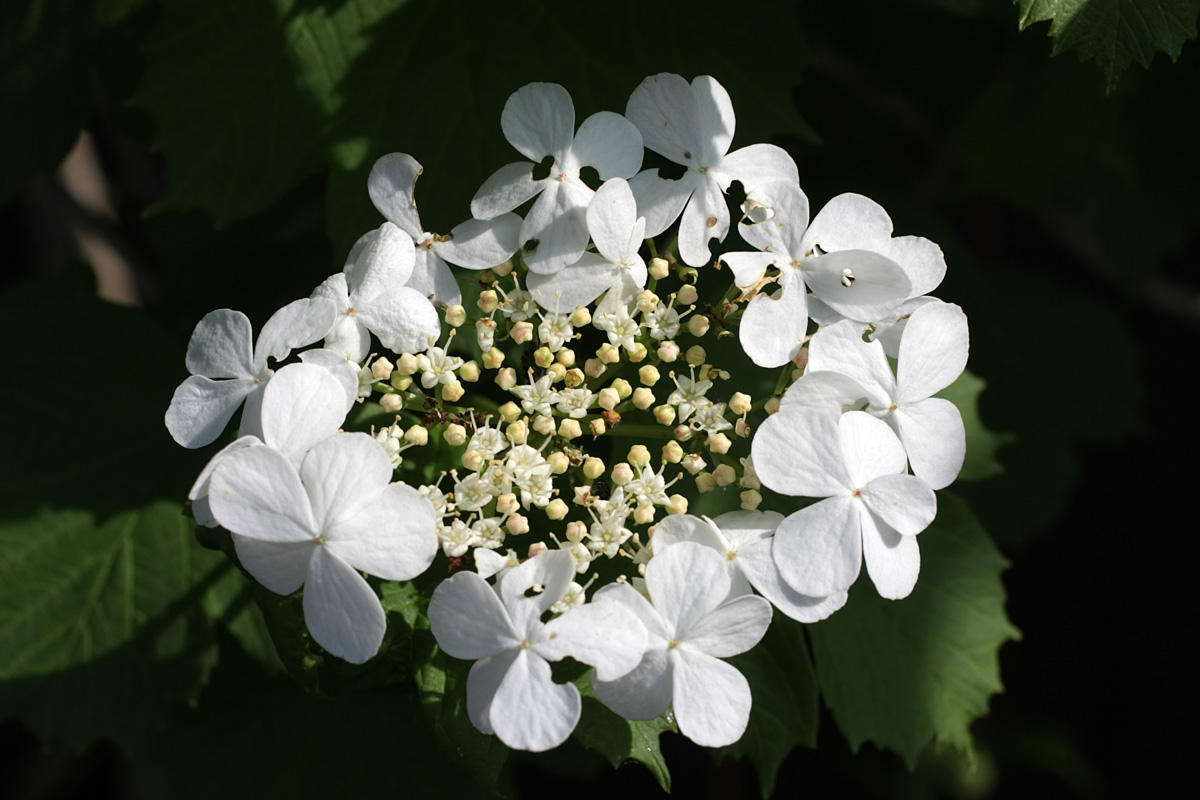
[[482, 347, 506, 369], [598, 387, 620, 411], [649, 257, 670, 280], [534, 346, 555, 368], [634, 504, 656, 525], [729, 392, 752, 415], [558, 418, 581, 440], [607, 378, 630, 399], [589, 418, 606, 436], [459, 360, 481, 382], [494, 367, 517, 391], [627, 444, 651, 469], [566, 520, 587, 542], [583, 457, 605, 480], [597, 343, 621, 364], [564, 367, 586, 388], [547, 362, 568, 382], [611, 462, 634, 486], [676, 284, 698, 306], [584, 358, 606, 378], [528, 541, 549, 557], [686, 345, 706, 366], [681, 453, 706, 475], [445, 304, 467, 327], [570, 306, 592, 327], [695, 472, 717, 493], [390, 373, 413, 391], [371, 357, 394, 381], [653, 405, 676, 426], [666, 494, 689, 515], [499, 401, 522, 423], [441, 380, 465, 402], [545, 499, 569, 520], [707, 433, 732, 454], [657, 340, 680, 363], [378, 393, 403, 413], [511, 321, 535, 344], [443, 423, 467, 447], [713, 464, 737, 487], [493, 259, 514, 277], [497, 493, 519, 515], [628, 342, 648, 362], [395, 353, 419, 376], [533, 414, 556, 436], [740, 490, 763, 510], [507, 419, 528, 444], [673, 425, 693, 441], [478, 290, 500, 313], [740, 457, 761, 489], [556, 348, 576, 367], [632, 387, 655, 410], [638, 365, 661, 386], [764, 396, 781, 414], [462, 450, 486, 471], [506, 513, 530, 535], [404, 425, 428, 446], [659, 442, 683, 467], [735, 418, 752, 438], [547, 451, 570, 474]]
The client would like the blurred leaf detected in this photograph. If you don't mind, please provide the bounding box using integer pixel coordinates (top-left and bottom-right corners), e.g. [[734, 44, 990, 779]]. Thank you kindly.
[[808, 493, 1019, 768], [936, 369, 1011, 482], [716, 616, 820, 798], [572, 673, 677, 793], [1016, 0, 1199, 85]]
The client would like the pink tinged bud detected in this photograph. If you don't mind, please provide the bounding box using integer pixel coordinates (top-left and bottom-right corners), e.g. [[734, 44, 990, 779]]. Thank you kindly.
[[533, 414, 556, 435], [735, 418, 752, 438], [477, 290, 500, 313], [729, 392, 752, 415], [371, 357, 394, 381], [528, 541, 549, 557], [379, 394, 403, 413], [633, 387, 655, 410], [695, 472, 717, 493], [611, 462, 634, 486], [584, 358, 607, 378], [649, 257, 670, 280], [566, 520, 587, 542], [682, 453, 706, 475], [628, 343, 648, 362], [441, 380, 465, 402], [597, 343, 621, 364], [654, 405, 676, 426], [512, 321, 535, 343], [497, 493, 519, 515], [657, 341, 680, 363], [507, 514, 530, 535], [713, 464, 737, 487], [495, 367, 517, 391], [598, 388, 620, 411], [740, 489, 763, 510], [462, 450, 486, 471], [638, 365, 661, 386], [545, 499, 569, 520], [673, 425, 693, 441], [764, 396, 781, 414], [459, 360, 481, 382], [482, 348, 506, 369], [662, 441, 684, 463], [707, 433, 732, 454]]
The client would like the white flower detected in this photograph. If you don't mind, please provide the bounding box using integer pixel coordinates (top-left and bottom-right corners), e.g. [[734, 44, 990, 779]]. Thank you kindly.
[[511, 373, 560, 416], [417, 346, 464, 388], [527, 178, 648, 309], [208, 432, 438, 663], [625, 73, 799, 266], [591, 542, 772, 747], [722, 183, 914, 368], [165, 298, 336, 448], [783, 303, 969, 489], [651, 512, 846, 623], [426, 550, 647, 751], [312, 222, 441, 362], [471, 83, 643, 274], [367, 152, 522, 306], [666, 368, 712, 423], [752, 408, 937, 600]]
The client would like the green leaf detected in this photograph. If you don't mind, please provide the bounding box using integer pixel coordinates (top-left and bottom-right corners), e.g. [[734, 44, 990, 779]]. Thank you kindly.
[[716, 617, 820, 798], [1016, 0, 1199, 85], [572, 672, 678, 793], [935, 370, 1011, 482], [0, 501, 231, 749], [808, 493, 1020, 768]]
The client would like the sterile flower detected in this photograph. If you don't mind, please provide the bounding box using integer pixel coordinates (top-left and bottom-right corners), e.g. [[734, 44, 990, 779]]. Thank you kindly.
[[471, 82, 643, 274], [312, 222, 441, 362], [165, 297, 336, 448], [782, 303, 969, 489], [752, 408, 937, 600], [591, 541, 772, 747], [651, 512, 846, 622], [527, 178, 648, 309], [625, 73, 799, 266], [208, 432, 438, 663], [367, 153, 522, 306], [721, 182, 914, 368], [426, 550, 647, 751]]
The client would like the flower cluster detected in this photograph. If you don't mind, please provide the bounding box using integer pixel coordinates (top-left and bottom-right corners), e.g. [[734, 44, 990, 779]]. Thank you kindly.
[[165, 73, 968, 752]]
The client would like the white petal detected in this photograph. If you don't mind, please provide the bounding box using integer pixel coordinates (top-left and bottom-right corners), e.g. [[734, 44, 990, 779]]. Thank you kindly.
[[253, 297, 337, 368], [407, 248, 461, 307], [838, 411, 908, 488], [570, 112, 643, 179], [739, 275, 809, 368], [490, 649, 581, 751], [802, 193, 894, 254], [236, 381, 268, 441], [644, 542, 729, 639], [690, 75, 736, 162], [677, 174, 728, 267], [710, 510, 782, 551], [208, 445, 317, 542], [587, 178, 638, 264], [428, 571, 522, 660], [367, 152, 424, 238], [860, 473, 937, 536], [358, 287, 441, 355], [311, 272, 350, 312], [735, 536, 848, 623], [326, 482, 438, 581], [872, 296, 942, 358], [467, 648, 519, 735], [897, 302, 969, 402], [184, 309, 255, 379], [502, 82, 575, 164], [681, 594, 771, 657], [804, 250, 910, 321], [520, 181, 592, 274], [887, 235, 946, 298], [591, 647, 673, 721], [232, 534, 315, 595], [297, 348, 359, 412], [349, 223, 416, 299], [718, 144, 799, 195], [300, 433, 391, 534], [259, 363, 348, 464], [625, 72, 704, 164], [471, 162, 542, 220], [780, 370, 876, 416], [860, 511, 921, 600], [303, 547, 387, 663], [751, 407, 851, 497], [718, 250, 778, 289], [438, 214, 522, 270], [805, 319, 895, 405], [165, 375, 255, 449], [188, 435, 261, 527], [536, 602, 647, 681], [891, 400, 965, 490], [527, 253, 620, 311], [772, 497, 861, 597], [650, 513, 728, 554], [500, 550, 576, 637], [628, 169, 693, 238], [735, 179, 809, 256], [672, 650, 752, 748], [592, 582, 670, 644], [320, 313, 371, 363]]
